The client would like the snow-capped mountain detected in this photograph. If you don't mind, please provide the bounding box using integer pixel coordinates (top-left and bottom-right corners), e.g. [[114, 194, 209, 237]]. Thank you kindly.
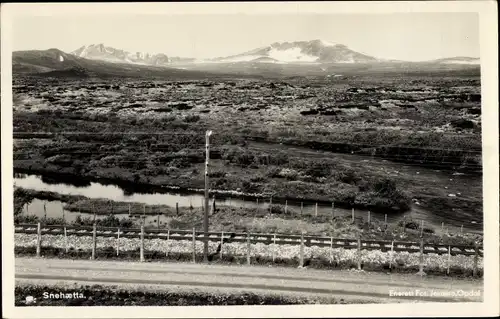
[[207, 40, 379, 64], [71, 44, 170, 66], [67, 41, 479, 69]]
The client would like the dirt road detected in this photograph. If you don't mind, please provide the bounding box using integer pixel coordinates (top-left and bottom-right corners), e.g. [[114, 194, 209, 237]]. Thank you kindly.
[[15, 257, 483, 303]]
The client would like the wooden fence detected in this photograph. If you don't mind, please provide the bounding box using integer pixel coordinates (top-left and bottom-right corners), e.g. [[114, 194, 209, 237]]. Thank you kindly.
[[15, 223, 483, 257]]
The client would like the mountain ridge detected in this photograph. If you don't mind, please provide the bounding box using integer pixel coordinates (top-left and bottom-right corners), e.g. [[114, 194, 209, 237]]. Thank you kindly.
[[72, 44, 170, 67], [206, 40, 379, 64], [12, 48, 263, 80], [66, 40, 479, 66], [12, 43, 481, 80]]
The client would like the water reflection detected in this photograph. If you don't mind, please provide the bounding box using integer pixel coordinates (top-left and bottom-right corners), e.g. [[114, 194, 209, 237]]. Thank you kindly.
[[13, 173, 479, 234], [20, 198, 172, 226], [40, 175, 92, 187], [13, 173, 366, 217]]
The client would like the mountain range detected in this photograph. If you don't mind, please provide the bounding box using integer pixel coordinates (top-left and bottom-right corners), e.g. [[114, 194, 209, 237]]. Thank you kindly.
[[70, 40, 479, 65], [207, 40, 379, 64], [12, 39, 480, 78], [72, 44, 170, 66], [12, 48, 255, 80]]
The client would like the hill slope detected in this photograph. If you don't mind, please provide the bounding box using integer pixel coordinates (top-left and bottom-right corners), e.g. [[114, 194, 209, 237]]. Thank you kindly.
[[12, 49, 259, 80]]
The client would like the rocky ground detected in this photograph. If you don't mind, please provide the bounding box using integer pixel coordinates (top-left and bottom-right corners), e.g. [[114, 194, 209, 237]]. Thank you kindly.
[[12, 73, 483, 231]]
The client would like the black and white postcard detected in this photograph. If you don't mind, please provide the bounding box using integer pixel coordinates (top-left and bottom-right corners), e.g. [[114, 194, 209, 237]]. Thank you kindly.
[[1, 1, 498, 318]]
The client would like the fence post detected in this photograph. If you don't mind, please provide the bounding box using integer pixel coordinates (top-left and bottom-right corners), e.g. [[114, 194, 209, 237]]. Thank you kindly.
[[473, 242, 479, 277], [140, 225, 145, 262], [272, 234, 276, 262], [368, 211, 371, 224], [256, 198, 259, 212], [192, 227, 196, 263], [417, 238, 426, 276], [64, 226, 68, 253], [36, 222, 41, 257], [176, 202, 179, 215], [332, 213, 336, 233], [116, 227, 120, 256], [351, 208, 355, 223], [92, 203, 96, 223], [402, 215, 406, 233], [384, 214, 388, 232], [331, 202, 335, 220], [330, 237, 333, 264], [91, 223, 96, 260], [389, 240, 394, 270], [447, 246, 451, 275], [220, 231, 224, 259], [460, 225, 463, 235], [299, 232, 304, 267], [61, 202, 65, 224], [157, 213, 160, 229], [315, 203, 318, 217], [357, 233, 362, 270], [246, 232, 251, 265], [300, 202, 303, 217], [285, 200, 288, 215], [420, 220, 424, 237], [166, 229, 170, 258], [43, 202, 47, 220]]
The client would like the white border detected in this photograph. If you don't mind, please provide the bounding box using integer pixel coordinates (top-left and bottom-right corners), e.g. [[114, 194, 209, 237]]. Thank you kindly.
[[2, 1, 499, 318]]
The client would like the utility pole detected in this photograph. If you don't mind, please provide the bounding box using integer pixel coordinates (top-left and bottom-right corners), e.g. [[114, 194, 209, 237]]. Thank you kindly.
[[204, 130, 212, 263]]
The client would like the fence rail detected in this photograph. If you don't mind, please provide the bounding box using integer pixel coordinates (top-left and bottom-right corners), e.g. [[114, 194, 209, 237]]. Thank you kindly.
[[14, 223, 483, 257]]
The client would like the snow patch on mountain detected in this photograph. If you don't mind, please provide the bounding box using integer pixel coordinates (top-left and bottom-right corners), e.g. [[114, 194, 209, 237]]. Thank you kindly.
[[78, 45, 92, 58], [319, 40, 336, 47], [210, 40, 378, 64], [268, 47, 317, 62], [337, 55, 355, 63], [441, 59, 480, 65]]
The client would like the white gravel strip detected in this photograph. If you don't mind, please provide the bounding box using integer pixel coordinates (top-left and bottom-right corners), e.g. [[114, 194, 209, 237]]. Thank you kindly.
[[15, 233, 483, 272]]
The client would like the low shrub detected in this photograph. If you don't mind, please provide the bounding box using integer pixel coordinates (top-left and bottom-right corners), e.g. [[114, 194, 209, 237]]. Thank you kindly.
[[183, 114, 201, 123], [15, 214, 39, 224], [423, 227, 435, 234]]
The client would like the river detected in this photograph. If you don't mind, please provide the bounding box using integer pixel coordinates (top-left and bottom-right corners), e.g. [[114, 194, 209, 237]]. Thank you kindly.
[[14, 173, 375, 222], [13, 173, 479, 234]]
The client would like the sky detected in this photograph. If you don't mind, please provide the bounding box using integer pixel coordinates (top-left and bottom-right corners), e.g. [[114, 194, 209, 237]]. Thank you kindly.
[[12, 13, 479, 61]]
